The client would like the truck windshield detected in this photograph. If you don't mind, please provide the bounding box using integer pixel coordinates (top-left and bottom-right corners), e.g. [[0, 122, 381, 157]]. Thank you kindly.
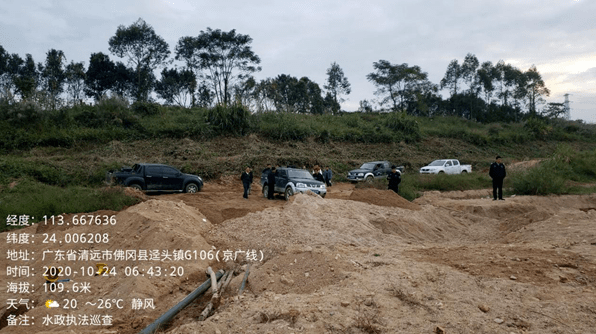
[[360, 163, 376, 169], [288, 170, 314, 179], [428, 160, 446, 166]]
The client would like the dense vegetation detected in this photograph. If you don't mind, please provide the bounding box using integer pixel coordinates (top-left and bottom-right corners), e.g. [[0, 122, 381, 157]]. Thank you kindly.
[[2, 98, 594, 153]]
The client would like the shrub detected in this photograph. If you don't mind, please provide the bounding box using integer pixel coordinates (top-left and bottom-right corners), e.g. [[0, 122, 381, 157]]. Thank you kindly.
[[0, 101, 45, 128], [384, 112, 421, 143], [206, 104, 251, 136], [0, 179, 139, 232], [258, 112, 312, 141], [524, 117, 552, 140], [131, 101, 160, 116]]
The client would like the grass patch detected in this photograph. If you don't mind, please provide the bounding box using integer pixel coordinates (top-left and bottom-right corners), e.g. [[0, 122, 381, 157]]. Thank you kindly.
[[0, 179, 139, 232], [511, 145, 596, 196]]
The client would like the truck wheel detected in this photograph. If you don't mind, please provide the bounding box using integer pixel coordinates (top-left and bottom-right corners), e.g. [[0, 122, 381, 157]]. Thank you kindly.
[[185, 183, 199, 193], [438, 171, 445, 174], [129, 183, 142, 191], [284, 187, 293, 201], [461, 170, 467, 174], [365, 175, 374, 183], [262, 185, 269, 198]]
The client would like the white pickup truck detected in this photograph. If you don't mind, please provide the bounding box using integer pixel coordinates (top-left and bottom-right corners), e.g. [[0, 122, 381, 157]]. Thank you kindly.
[[419, 159, 472, 174]]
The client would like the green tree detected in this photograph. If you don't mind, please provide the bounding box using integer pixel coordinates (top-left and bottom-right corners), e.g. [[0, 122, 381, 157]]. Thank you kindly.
[[0, 45, 11, 101], [196, 80, 213, 108], [233, 76, 256, 108], [14, 54, 39, 101], [264, 74, 325, 114], [494, 60, 522, 108], [324, 62, 351, 114], [523, 65, 550, 116], [367, 60, 429, 111], [461, 53, 479, 95], [155, 67, 196, 107], [251, 78, 276, 112], [41, 49, 67, 109], [175, 28, 261, 106], [64, 61, 86, 105], [542, 102, 565, 119], [477, 61, 496, 104], [111, 62, 134, 98], [84, 52, 116, 101], [108, 18, 170, 102], [440, 59, 462, 97]]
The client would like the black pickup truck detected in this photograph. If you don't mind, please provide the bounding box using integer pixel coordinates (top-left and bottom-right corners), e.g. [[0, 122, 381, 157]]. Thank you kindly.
[[106, 163, 203, 193], [346, 160, 404, 182]]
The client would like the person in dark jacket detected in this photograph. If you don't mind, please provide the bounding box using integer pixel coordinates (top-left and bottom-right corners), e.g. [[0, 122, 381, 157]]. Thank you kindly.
[[387, 166, 401, 194], [262, 164, 272, 174], [312, 166, 324, 182], [489, 155, 506, 200], [241, 167, 252, 199], [267, 167, 277, 199], [323, 166, 333, 187]]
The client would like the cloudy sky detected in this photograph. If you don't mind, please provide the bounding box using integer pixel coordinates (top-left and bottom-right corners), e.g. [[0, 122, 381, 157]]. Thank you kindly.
[[1, 0, 594, 122]]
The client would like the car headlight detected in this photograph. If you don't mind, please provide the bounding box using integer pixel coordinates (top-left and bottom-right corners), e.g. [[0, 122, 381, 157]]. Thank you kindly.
[[357, 173, 364, 176], [321, 184, 326, 188], [296, 183, 306, 188]]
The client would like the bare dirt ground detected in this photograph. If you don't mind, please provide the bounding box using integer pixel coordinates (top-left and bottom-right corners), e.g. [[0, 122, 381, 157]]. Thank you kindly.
[[2, 180, 596, 334]]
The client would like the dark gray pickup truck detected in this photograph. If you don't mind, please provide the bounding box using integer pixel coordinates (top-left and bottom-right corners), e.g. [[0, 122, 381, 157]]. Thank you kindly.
[[347, 161, 404, 182], [261, 167, 326, 200], [106, 163, 203, 193]]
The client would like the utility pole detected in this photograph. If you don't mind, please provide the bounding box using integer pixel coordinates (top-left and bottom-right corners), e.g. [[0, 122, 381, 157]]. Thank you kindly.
[[563, 93, 572, 120]]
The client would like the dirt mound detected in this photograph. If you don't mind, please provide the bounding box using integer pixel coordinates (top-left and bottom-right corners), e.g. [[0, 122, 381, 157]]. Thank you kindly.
[[349, 188, 421, 210], [408, 245, 596, 286], [0, 199, 213, 334], [249, 251, 351, 295], [207, 193, 472, 256], [123, 185, 148, 200], [416, 189, 492, 202]]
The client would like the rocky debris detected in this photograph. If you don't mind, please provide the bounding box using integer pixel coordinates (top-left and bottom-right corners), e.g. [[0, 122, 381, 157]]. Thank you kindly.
[[478, 304, 490, 313]]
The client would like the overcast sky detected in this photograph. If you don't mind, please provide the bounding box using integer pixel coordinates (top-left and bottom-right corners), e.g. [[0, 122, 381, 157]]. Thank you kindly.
[[1, 0, 594, 122]]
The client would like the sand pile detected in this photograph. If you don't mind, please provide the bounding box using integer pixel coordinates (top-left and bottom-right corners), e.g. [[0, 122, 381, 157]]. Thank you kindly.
[[0, 199, 213, 334], [122, 186, 148, 201], [208, 193, 473, 255], [349, 188, 421, 210]]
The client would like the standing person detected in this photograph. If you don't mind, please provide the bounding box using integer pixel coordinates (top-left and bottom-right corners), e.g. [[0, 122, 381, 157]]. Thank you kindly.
[[489, 155, 506, 200], [323, 166, 333, 187], [241, 167, 251, 199], [262, 163, 272, 174], [312, 166, 324, 182], [387, 165, 401, 194], [267, 167, 277, 200], [247, 167, 253, 195]]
